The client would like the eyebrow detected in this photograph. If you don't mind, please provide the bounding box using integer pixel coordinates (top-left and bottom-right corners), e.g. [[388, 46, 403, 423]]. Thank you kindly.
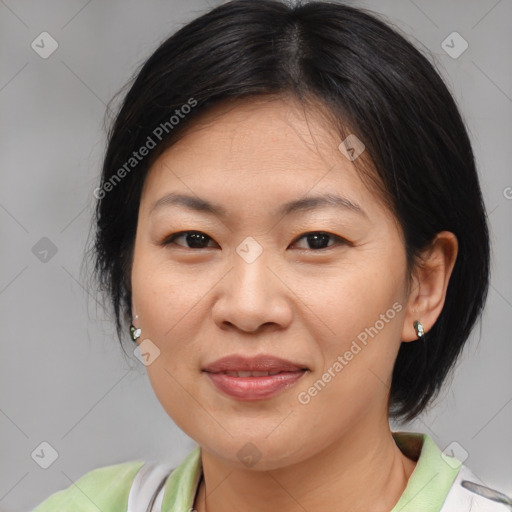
[[150, 192, 367, 219]]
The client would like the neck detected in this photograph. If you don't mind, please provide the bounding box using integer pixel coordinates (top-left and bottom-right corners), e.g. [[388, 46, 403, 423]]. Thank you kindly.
[[194, 415, 417, 512]]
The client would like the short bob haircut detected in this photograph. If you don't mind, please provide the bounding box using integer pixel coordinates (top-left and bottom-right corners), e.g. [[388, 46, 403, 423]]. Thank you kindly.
[[92, 0, 490, 422]]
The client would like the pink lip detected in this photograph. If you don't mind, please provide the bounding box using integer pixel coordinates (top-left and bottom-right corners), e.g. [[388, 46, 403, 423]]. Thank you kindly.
[[203, 354, 307, 373], [202, 355, 308, 401]]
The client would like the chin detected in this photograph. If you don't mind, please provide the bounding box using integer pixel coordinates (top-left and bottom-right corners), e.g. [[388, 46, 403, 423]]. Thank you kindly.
[[196, 432, 316, 472]]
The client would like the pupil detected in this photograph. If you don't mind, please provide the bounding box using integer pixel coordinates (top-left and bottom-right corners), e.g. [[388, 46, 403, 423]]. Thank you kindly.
[[309, 233, 329, 249], [187, 232, 207, 248]]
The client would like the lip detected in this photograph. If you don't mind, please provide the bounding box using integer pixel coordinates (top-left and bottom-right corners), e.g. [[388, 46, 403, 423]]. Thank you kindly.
[[203, 354, 307, 373], [202, 355, 309, 401]]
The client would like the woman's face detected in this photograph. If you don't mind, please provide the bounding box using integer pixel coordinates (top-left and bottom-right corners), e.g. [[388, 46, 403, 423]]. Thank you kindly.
[[131, 96, 413, 470]]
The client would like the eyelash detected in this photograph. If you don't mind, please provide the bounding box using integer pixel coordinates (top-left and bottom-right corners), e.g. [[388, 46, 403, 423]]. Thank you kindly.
[[160, 230, 349, 252]]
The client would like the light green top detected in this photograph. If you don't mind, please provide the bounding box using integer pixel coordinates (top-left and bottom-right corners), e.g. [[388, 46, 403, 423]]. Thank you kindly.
[[32, 431, 461, 512]]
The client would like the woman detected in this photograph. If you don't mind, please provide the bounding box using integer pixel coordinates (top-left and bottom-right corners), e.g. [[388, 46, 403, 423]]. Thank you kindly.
[[33, 1, 510, 511]]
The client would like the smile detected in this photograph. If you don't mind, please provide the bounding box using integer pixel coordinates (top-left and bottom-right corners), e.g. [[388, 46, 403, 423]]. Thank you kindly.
[[205, 370, 307, 401]]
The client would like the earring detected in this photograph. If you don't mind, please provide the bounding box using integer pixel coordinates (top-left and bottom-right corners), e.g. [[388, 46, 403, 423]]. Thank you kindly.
[[130, 315, 141, 342], [413, 320, 425, 339]]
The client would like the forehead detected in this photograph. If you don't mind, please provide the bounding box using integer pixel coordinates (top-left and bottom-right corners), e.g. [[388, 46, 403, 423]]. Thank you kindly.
[[140, 95, 385, 220], [155, 95, 346, 170]]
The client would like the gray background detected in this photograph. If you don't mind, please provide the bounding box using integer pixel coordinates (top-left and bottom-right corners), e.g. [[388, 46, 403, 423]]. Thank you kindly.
[[0, 0, 511, 510]]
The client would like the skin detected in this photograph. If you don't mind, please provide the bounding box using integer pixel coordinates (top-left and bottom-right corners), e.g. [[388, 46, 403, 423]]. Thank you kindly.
[[130, 95, 458, 512]]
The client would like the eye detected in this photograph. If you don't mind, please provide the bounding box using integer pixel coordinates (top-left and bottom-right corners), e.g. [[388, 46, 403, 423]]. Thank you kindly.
[[161, 230, 218, 249], [291, 231, 348, 251], [160, 230, 348, 251]]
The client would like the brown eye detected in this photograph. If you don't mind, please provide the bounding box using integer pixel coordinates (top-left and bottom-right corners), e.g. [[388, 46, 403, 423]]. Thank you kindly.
[[162, 231, 217, 249], [292, 231, 347, 251]]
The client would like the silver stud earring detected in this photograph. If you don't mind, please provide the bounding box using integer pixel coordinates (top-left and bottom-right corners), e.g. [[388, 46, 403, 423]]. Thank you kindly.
[[130, 315, 141, 342], [413, 320, 425, 339]]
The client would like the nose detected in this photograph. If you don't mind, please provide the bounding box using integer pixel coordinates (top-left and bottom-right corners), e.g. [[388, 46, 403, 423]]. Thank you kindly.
[[211, 251, 293, 334]]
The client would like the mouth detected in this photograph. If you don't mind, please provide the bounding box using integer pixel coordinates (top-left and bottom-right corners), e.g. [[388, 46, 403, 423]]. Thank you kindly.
[[216, 370, 291, 377], [202, 355, 309, 401], [202, 354, 308, 373]]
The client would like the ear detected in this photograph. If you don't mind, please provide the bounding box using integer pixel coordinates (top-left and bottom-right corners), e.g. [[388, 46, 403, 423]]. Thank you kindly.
[[401, 231, 458, 342]]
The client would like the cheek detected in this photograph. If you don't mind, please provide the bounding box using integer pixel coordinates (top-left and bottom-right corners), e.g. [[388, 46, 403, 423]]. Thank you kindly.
[[131, 246, 214, 412], [294, 288, 404, 439], [131, 245, 207, 342], [301, 253, 406, 396], [303, 256, 403, 340]]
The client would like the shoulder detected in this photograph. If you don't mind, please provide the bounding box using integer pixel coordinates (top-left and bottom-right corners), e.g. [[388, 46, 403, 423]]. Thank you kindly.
[[32, 460, 145, 511], [440, 464, 511, 512]]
